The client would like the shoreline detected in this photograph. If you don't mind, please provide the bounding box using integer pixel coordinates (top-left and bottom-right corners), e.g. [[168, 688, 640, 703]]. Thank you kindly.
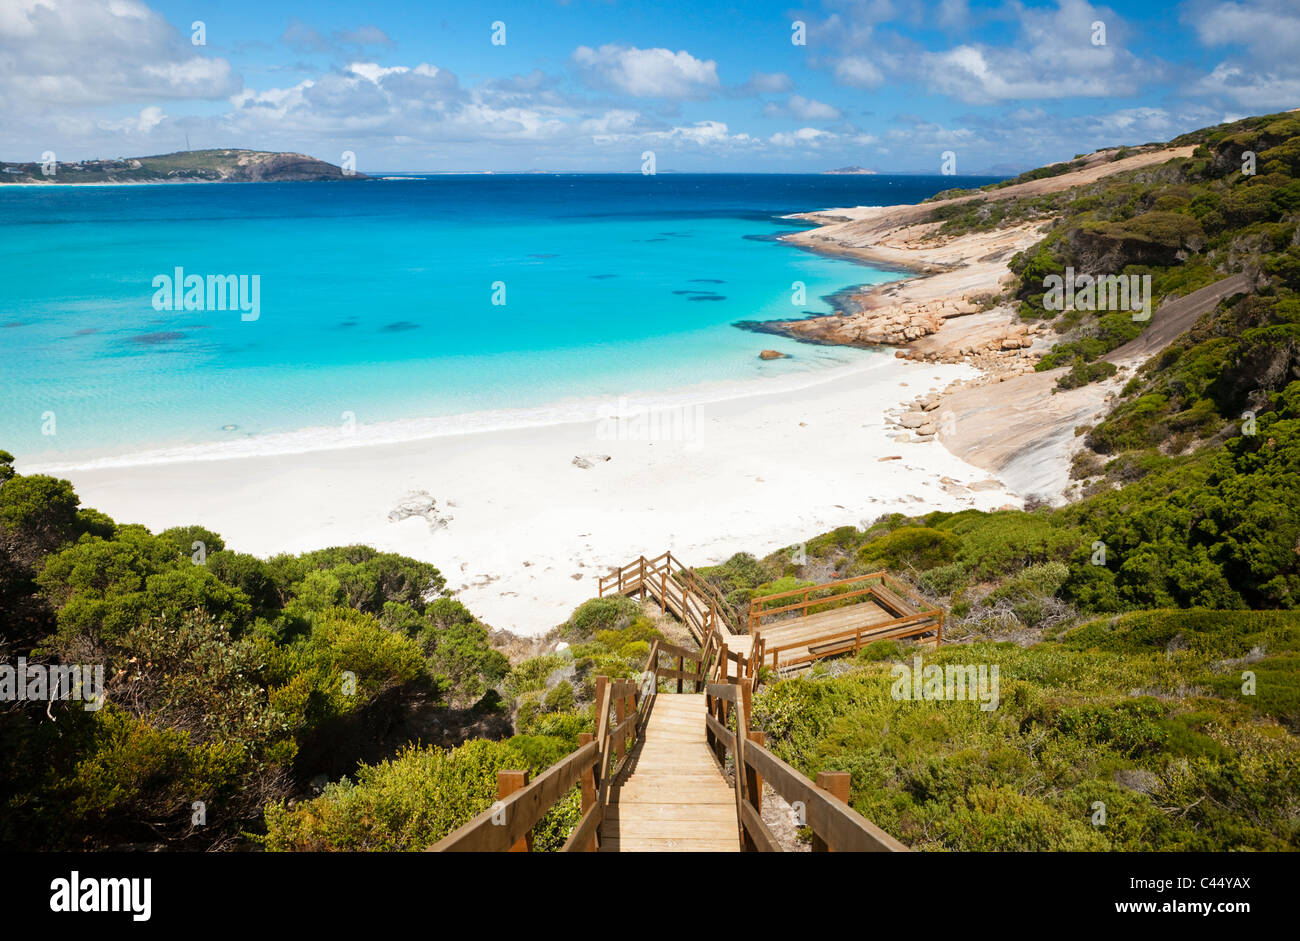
[[754, 144, 1201, 501], [56, 355, 1020, 635], [21, 348, 885, 474]]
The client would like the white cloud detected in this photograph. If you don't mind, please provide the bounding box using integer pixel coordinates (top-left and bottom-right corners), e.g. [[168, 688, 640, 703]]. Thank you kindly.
[[770, 127, 834, 147], [833, 56, 885, 89], [1181, 1, 1300, 110], [1184, 0, 1300, 64], [572, 44, 720, 99], [765, 95, 844, 120], [97, 105, 166, 134], [1192, 62, 1300, 110], [914, 0, 1152, 104], [0, 0, 238, 108]]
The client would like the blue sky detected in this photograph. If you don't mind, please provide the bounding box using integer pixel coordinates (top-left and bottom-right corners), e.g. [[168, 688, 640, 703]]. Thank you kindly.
[[1, 0, 1296, 172]]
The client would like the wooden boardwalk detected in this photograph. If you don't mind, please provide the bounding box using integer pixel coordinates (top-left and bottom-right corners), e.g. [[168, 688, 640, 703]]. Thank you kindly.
[[601, 693, 739, 852], [430, 637, 911, 854]]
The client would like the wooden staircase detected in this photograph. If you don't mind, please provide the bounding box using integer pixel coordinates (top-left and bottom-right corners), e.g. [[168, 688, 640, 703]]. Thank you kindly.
[[431, 635, 910, 853], [601, 693, 739, 852]]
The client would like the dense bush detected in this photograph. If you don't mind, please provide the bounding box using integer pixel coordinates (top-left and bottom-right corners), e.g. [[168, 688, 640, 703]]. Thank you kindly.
[[0, 457, 511, 850], [263, 738, 581, 852], [751, 610, 1300, 850]]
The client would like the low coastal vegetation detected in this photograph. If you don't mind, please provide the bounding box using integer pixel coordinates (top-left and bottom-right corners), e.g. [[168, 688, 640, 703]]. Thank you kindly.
[[0, 480, 660, 850], [750, 611, 1297, 850], [0, 449, 508, 850]]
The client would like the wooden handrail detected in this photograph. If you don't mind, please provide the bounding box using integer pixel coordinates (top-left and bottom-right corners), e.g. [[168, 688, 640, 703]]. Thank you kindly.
[[763, 609, 942, 660], [750, 570, 888, 606], [435, 634, 908, 852], [705, 679, 908, 853], [753, 585, 883, 621], [432, 666, 649, 853], [429, 740, 600, 852], [599, 549, 743, 637], [742, 744, 907, 852]]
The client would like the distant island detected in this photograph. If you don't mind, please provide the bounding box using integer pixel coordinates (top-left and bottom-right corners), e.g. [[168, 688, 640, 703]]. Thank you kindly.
[[822, 165, 878, 175], [0, 148, 365, 184]]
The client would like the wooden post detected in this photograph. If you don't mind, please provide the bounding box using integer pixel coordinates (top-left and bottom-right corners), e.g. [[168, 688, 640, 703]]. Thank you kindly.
[[498, 770, 532, 852], [937, 610, 944, 646], [705, 689, 717, 755], [660, 571, 667, 613], [593, 675, 609, 778], [715, 696, 729, 765], [718, 641, 728, 683], [577, 733, 597, 851], [740, 678, 752, 736], [615, 689, 627, 762], [745, 731, 765, 815], [677, 654, 684, 694], [811, 771, 851, 853], [733, 688, 749, 851]]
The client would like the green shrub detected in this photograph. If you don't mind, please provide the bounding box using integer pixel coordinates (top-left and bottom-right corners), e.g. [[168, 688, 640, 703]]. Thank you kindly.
[[858, 526, 960, 571]]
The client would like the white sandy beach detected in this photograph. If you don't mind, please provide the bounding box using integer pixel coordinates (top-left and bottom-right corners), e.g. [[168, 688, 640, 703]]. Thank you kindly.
[[31, 355, 1019, 635]]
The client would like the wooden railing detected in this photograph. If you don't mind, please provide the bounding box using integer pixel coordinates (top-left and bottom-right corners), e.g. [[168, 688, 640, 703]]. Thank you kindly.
[[747, 570, 925, 628], [705, 679, 908, 853], [431, 670, 647, 853], [432, 634, 906, 852], [598, 551, 741, 640], [749, 571, 944, 673]]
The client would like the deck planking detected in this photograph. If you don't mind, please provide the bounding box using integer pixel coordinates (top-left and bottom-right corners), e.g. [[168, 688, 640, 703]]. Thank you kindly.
[[599, 693, 740, 852]]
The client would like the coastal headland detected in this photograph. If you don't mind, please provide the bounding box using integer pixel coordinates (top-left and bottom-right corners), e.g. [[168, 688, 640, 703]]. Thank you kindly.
[[0, 149, 362, 184], [755, 144, 1210, 499]]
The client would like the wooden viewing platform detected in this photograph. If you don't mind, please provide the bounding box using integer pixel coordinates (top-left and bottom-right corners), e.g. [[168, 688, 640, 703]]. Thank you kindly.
[[599, 551, 942, 677], [749, 571, 943, 674], [430, 636, 909, 853]]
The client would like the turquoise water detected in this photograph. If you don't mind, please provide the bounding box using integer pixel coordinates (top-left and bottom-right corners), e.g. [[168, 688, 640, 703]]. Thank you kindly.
[[0, 173, 997, 465]]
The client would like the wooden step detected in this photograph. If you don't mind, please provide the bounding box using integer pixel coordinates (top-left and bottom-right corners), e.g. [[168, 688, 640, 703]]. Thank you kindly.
[[598, 836, 739, 853]]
